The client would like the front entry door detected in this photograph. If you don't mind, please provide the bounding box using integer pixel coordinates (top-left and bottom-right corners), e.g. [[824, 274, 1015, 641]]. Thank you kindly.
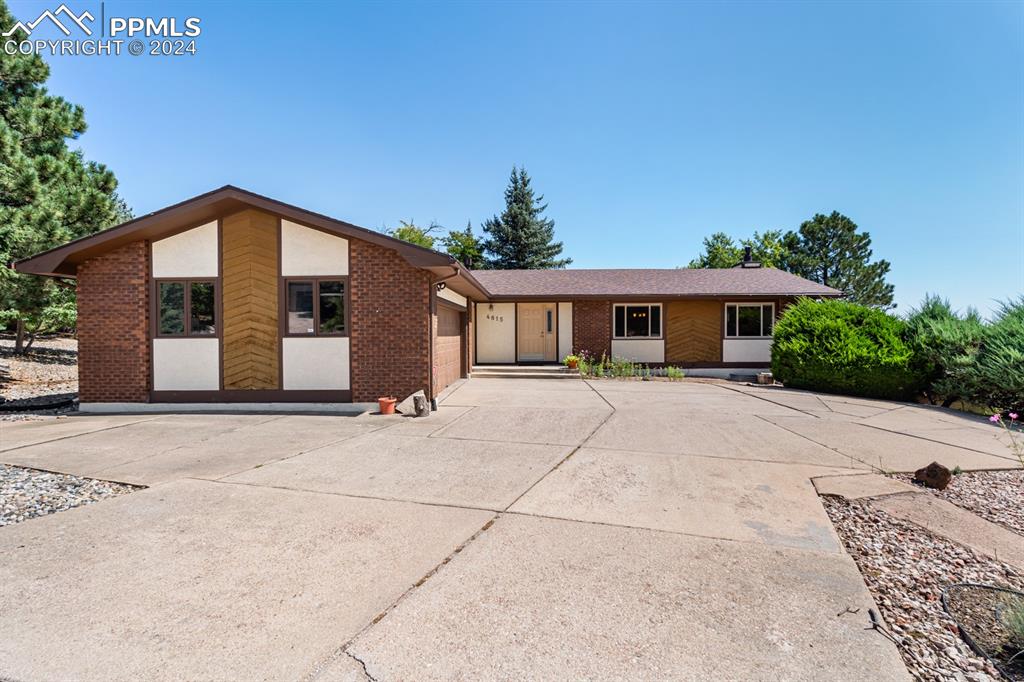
[[517, 303, 557, 362]]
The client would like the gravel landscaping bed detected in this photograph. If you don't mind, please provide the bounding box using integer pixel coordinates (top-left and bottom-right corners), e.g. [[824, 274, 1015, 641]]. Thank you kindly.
[[0, 335, 79, 422], [824, 496, 1023, 681], [1, 464, 139, 527], [894, 470, 1024, 538]]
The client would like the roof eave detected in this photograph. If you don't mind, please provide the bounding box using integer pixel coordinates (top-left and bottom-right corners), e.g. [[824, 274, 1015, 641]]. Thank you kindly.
[[14, 185, 461, 278]]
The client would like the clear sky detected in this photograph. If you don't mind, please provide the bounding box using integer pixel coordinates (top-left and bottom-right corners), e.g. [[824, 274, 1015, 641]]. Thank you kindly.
[[9, 0, 1023, 315]]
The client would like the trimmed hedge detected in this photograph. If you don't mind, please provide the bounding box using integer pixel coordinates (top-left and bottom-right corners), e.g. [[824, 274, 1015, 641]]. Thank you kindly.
[[771, 298, 925, 400]]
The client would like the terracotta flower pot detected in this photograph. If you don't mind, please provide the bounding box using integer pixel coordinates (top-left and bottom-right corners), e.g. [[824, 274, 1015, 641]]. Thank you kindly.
[[567, 359, 579, 369], [378, 396, 398, 415]]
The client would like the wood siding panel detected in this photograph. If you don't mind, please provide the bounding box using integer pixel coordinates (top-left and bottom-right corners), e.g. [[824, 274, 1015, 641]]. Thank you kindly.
[[221, 210, 279, 390], [666, 300, 721, 364]]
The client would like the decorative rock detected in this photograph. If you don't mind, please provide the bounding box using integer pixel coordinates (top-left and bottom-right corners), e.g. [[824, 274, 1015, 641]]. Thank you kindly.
[[913, 461, 953, 491], [756, 372, 774, 385]]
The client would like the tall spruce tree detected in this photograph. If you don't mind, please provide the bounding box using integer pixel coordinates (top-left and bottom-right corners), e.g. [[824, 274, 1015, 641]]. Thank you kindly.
[[786, 211, 895, 309], [482, 167, 570, 269], [0, 0, 131, 351]]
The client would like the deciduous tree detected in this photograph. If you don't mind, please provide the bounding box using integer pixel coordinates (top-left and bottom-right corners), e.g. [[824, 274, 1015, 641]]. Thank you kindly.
[[388, 220, 439, 249], [442, 221, 485, 270]]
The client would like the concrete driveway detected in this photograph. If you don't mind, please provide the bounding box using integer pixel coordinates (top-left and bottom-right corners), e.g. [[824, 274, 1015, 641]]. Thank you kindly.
[[1, 378, 1018, 681]]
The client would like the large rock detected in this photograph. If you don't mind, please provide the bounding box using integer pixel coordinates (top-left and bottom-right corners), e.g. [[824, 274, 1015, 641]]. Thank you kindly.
[[913, 461, 952, 490], [396, 390, 430, 417]]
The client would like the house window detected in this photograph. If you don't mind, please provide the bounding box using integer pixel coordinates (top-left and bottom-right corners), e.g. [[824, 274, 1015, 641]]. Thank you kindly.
[[613, 304, 662, 339], [285, 278, 348, 336], [157, 280, 217, 336], [725, 303, 774, 338]]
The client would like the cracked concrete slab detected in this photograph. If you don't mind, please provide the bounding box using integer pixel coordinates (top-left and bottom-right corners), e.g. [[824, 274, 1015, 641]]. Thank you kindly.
[[590, 386, 804, 415], [760, 415, 1017, 471], [377, 405, 475, 436], [510, 448, 850, 552], [0, 479, 492, 682], [0, 414, 279, 480], [89, 416, 384, 486], [441, 385, 610, 409], [225, 431, 571, 510], [818, 400, 897, 418], [431, 405, 611, 446], [586, 408, 866, 468], [871, 493, 1024, 570], [0, 414, 156, 452], [312, 653, 371, 682], [348, 514, 908, 681], [812, 473, 921, 500], [717, 384, 837, 413], [859, 405, 997, 433]]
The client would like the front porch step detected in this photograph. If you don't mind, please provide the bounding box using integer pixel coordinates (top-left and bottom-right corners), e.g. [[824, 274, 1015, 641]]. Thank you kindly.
[[471, 365, 580, 380]]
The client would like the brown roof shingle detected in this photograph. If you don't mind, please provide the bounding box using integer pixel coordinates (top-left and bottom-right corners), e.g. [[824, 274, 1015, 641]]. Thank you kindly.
[[469, 267, 842, 299]]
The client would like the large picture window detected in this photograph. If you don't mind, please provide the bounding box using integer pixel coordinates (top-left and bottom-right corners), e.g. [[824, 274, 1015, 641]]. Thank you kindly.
[[157, 280, 217, 336], [725, 303, 774, 338], [284, 278, 348, 336], [613, 303, 662, 339]]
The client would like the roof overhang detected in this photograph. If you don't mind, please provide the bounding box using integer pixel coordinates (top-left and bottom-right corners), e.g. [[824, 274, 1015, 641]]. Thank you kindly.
[[13, 185, 479, 286]]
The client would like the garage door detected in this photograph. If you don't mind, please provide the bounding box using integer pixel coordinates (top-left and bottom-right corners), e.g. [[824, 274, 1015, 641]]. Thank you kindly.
[[435, 305, 463, 395]]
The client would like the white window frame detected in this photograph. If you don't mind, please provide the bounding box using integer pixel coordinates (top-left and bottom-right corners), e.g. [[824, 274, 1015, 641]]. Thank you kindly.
[[613, 303, 663, 339], [725, 302, 775, 339]]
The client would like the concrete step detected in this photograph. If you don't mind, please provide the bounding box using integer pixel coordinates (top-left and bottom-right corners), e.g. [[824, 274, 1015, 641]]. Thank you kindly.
[[472, 364, 569, 373], [471, 365, 581, 380]]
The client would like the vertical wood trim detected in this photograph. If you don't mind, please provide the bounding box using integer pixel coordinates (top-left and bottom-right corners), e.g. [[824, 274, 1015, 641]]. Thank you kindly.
[[513, 302, 518, 363], [217, 219, 224, 390], [222, 209, 280, 390]]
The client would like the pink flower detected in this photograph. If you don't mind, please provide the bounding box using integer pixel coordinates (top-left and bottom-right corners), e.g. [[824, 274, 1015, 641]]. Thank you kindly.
[[990, 414, 1001, 423], [1011, 413, 1019, 420]]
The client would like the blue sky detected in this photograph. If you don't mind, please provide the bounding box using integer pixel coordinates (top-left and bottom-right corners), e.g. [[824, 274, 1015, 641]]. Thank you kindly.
[[9, 0, 1023, 315]]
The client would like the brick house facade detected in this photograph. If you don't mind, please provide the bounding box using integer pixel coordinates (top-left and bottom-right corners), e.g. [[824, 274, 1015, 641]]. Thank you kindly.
[[349, 239, 432, 403], [16, 186, 840, 408], [76, 241, 150, 402], [572, 300, 611, 359]]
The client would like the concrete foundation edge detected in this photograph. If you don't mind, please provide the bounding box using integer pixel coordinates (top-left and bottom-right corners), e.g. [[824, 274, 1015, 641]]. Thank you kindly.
[[79, 402, 377, 415]]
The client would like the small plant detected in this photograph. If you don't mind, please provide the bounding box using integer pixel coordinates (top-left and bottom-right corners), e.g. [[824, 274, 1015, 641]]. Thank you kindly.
[[666, 366, 685, 381], [989, 411, 1024, 468], [952, 465, 963, 476], [1006, 598, 1024, 649], [563, 354, 580, 370]]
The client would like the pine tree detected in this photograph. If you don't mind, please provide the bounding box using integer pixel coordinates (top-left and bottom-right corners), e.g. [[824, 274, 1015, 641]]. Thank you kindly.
[[0, 0, 131, 352], [786, 212, 895, 309], [442, 221, 485, 270], [482, 167, 570, 269]]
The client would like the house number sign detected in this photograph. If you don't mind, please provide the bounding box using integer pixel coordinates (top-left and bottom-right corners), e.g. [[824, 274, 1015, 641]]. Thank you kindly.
[[485, 314, 505, 322]]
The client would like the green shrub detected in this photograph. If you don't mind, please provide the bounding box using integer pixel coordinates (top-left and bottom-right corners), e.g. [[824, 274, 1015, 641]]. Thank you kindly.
[[666, 366, 686, 380], [968, 298, 1024, 413], [771, 298, 925, 400], [904, 295, 985, 406]]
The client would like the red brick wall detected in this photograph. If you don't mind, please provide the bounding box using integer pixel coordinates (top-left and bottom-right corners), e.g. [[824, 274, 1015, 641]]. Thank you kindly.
[[349, 239, 432, 402], [76, 241, 150, 402], [573, 300, 611, 359]]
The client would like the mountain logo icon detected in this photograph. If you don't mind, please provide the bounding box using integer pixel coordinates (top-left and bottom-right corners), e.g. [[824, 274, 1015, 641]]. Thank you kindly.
[[3, 4, 95, 37]]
